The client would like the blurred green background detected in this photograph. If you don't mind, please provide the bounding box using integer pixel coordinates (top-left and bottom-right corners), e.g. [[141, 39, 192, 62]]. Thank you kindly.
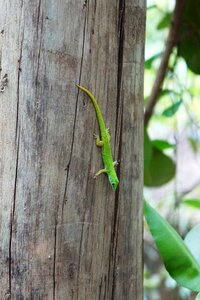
[[144, 0, 200, 299]]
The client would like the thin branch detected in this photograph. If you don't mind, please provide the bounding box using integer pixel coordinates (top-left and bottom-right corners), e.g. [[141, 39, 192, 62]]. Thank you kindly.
[[144, 0, 185, 126]]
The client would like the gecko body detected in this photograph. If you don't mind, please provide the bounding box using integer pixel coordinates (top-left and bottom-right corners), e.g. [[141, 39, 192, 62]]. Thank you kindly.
[[76, 85, 119, 190]]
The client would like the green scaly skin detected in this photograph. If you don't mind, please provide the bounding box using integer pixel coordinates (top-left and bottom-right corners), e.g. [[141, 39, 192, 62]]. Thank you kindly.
[[76, 84, 119, 190]]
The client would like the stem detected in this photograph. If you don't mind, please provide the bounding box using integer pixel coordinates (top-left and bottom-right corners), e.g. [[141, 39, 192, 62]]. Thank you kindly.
[[144, 0, 185, 126]]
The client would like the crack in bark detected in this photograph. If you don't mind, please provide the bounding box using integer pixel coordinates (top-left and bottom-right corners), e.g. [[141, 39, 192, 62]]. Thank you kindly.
[[9, 6, 24, 292], [62, 10, 87, 211], [53, 207, 58, 300], [107, 1, 125, 299], [0, 49, 2, 74], [111, 217, 119, 300], [52, 193, 60, 299], [98, 276, 102, 300], [9, 130, 20, 296], [76, 205, 87, 300], [34, 0, 44, 186], [36, 0, 42, 38], [98, 275, 108, 300], [115, 0, 125, 147], [35, 0, 43, 89], [110, 119, 123, 300], [15, 30, 24, 144]]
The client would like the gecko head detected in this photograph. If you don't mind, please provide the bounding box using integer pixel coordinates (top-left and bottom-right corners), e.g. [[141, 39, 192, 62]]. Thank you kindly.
[[108, 175, 119, 190]]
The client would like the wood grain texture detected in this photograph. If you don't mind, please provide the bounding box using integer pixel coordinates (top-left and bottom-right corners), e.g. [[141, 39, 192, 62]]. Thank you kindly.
[[0, 0, 145, 299]]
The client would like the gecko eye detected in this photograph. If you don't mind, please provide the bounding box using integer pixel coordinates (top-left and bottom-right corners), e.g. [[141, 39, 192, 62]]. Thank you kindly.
[[108, 175, 119, 190], [111, 181, 118, 190]]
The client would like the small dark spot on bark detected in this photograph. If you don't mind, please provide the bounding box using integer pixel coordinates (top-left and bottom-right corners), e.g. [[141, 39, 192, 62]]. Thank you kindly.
[[0, 73, 8, 92], [64, 163, 69, 171], [35, 77, 40, 86], [6, 256, 12, 264], [45, 16, 49, 20], [68, 263, 77, 279], [1, 29, 4, 34]]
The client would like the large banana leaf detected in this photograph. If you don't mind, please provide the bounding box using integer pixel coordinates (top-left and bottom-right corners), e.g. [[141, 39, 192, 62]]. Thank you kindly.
[[144, 200, 200, 291], [196, 293, 200, 299], [185, 224, 200, 267]]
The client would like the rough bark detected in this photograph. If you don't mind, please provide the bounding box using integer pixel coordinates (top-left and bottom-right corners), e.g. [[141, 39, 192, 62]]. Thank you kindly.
[[0, 0, 145, 299]]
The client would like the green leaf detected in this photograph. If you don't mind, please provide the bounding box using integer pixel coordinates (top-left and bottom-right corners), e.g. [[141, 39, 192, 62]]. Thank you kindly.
[[162, 100, 182, 117], [144, 129, 153, 170], [177, 0, 200, 74], [144, 200, 200, 291], [188, 137, 199, 153], [144, 89, 176, 104], [158, 89, 180, 98], [178, 42, 200, 74], [151, 139, 175, 151], [196, 292, 200, 300], [158, 88, 174, 99], [144, 148, 175, 187], [185, 224, 200, 300], [157, 13, 172, 30], [184, 224, 200, 265], [145, 52, 162, 69], [182, 199, 200, 209]]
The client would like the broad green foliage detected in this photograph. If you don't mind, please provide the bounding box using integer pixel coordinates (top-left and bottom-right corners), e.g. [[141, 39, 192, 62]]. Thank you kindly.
[[185, 224, 200, 265], [145, 52, 162, 69], [144, 147, 175, 187], [196, 293, 200, 300], [182, 199, 200, 209], [144, 130, 176, 187], [178, 42, 200, 75], [144, 201, 200, 292], [178, 0, 200, 74], [151, 139, 175, 151], [185, 224, 200, 300], [188, 137, 199, 153], [144, 1, 200, 298], [162, 100, 182, 117], [158, 89, 177, 99], [157, 12, 172, 30]]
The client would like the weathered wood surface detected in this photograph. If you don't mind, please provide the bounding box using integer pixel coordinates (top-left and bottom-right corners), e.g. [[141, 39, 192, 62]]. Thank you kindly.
[[0, 0, 145, 299]]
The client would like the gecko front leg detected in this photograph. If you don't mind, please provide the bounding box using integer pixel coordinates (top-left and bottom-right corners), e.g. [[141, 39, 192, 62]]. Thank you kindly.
[[93, 134, 103, 147]]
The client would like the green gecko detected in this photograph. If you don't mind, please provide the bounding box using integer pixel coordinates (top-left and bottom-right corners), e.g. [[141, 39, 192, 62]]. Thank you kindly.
[[76, 84, 119, 190]]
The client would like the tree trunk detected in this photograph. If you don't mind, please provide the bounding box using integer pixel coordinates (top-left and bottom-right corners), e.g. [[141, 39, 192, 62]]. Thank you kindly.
[[0, 1, 145, 299]]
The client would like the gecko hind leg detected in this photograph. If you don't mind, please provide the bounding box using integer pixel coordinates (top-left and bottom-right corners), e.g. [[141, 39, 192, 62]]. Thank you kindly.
[[113, 161, 119, 167], [94, 168, 106, 178]]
